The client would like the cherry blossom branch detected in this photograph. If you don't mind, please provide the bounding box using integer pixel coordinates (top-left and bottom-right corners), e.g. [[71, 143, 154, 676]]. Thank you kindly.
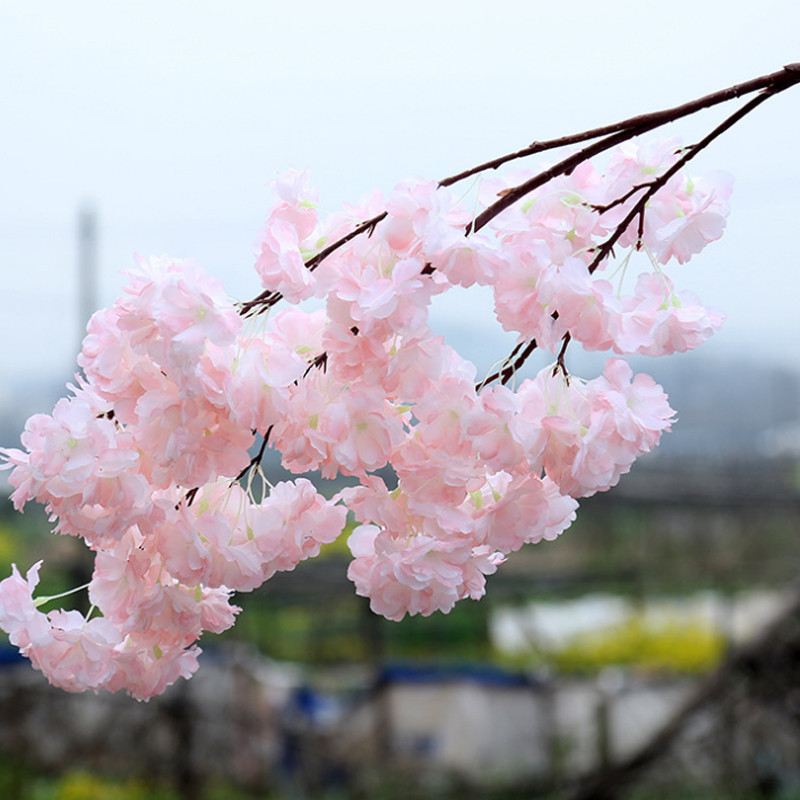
[[469, 124, 658, 235], [7, 68, 800, 702], [241, 126, 653, 318], [239, 212, 387, 316], [475, 338, 539, 392], [240, 64, 799, 319], [233, 424, 273, 484], [439, 62, 800, 188], [476, 69, 800, 384], [181, 425, 274, 509], [240, 63, 800, 390], [477, 328, 570, 394], [585, 87, 777, 275], [471, 64, 800, 236]]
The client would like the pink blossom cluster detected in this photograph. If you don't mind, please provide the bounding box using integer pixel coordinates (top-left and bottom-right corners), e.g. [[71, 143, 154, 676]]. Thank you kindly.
[[484, 141, 728, 353], [0, 139, 729, 698], [0, 256, 346, 698]]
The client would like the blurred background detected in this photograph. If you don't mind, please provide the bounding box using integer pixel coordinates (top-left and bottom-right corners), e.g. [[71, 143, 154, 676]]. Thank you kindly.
[[2, 2, 800, 798]]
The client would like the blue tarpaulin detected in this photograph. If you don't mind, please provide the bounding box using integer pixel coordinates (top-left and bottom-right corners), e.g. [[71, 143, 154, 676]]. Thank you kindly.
[[377, 662, 536, 688]]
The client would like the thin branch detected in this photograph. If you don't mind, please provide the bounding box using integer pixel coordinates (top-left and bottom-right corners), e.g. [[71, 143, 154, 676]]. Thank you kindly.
[[586, 87, 775, 275], [239, 212, 387, 317], [591, 180, 656, 216], [241, 65, 799, 318], [555, 333, 571, 378], [179, 426, 275, 508], [303, 351, 328, 378], [306, 212, 388, 273], [567, 589, 800, 800], [439, 62, 800, 188], [476, 339, 538, 392], [233, 425, 274, 484], [469, 123, 658, 234]]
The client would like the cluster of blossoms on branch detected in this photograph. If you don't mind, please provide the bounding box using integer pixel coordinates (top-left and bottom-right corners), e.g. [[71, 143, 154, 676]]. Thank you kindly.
[[12, 59, 800, 703], [11, 60, 800, 702], [0, 134, 729, 698]]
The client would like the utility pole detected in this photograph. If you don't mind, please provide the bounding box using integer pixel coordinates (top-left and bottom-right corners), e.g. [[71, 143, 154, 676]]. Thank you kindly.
[[77, 205, 98, 354]]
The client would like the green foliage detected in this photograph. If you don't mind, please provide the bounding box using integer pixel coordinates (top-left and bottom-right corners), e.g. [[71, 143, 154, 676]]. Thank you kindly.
[[380, 599, 492, 661], [225, 589, 492, 664], [40, 771, 154, 800], [0, 521, 22, 564], [0, 765, 268, 800]]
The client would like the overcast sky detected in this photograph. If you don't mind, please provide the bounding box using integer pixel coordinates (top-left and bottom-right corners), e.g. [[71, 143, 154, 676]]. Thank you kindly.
[[2, 1, 799, 407]]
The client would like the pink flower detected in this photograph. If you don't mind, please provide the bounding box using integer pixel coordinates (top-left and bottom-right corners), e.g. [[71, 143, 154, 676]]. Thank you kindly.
[[254, 218, 316, 302], [648, 172, 733, 264], [491, 235, 561, 349], [78, 306, 164, 418], [119, 256, 242, 372], [473, 474, 578, 553], [613, 273, 725, 356], [1, 392, 152, 546], [154, 489, 264, 592], [590, 358, 675, 451], [382, 178, 440, 255], [604, 138, 682, 204], [346, 529, 485, 621], [423, 220, 504, 288], [133, 383, 253, 488], [0, 562, 51, 650], [393, 365, 485, 505], [327, 247, 431, 340], [540, 258, 621, 351], [343, 483, 501, 621], [28, 611, 127, 694], [464, 385, 526, 472], [251, 478, 347, 578], [253, 170, 320, 302], [227, 335, 299, 431], [268, 307, 328, 358], [90, 640, 201, 701]]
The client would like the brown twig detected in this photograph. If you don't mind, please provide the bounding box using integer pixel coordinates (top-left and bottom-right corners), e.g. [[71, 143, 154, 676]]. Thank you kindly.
[[475, 338, 539, 392], [586, 87, 777, 275], [554, 333, 571, 378], [239, 212, 387, 317], [439, 62, 800, 188], [303, 351, 328, 378], [180, 427, 276, 508], [233, 424, 274, 484], [468, 123, 658, 235]]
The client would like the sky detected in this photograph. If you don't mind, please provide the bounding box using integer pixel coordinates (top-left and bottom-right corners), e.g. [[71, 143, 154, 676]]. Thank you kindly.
[[1, 1, 799, 410]]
